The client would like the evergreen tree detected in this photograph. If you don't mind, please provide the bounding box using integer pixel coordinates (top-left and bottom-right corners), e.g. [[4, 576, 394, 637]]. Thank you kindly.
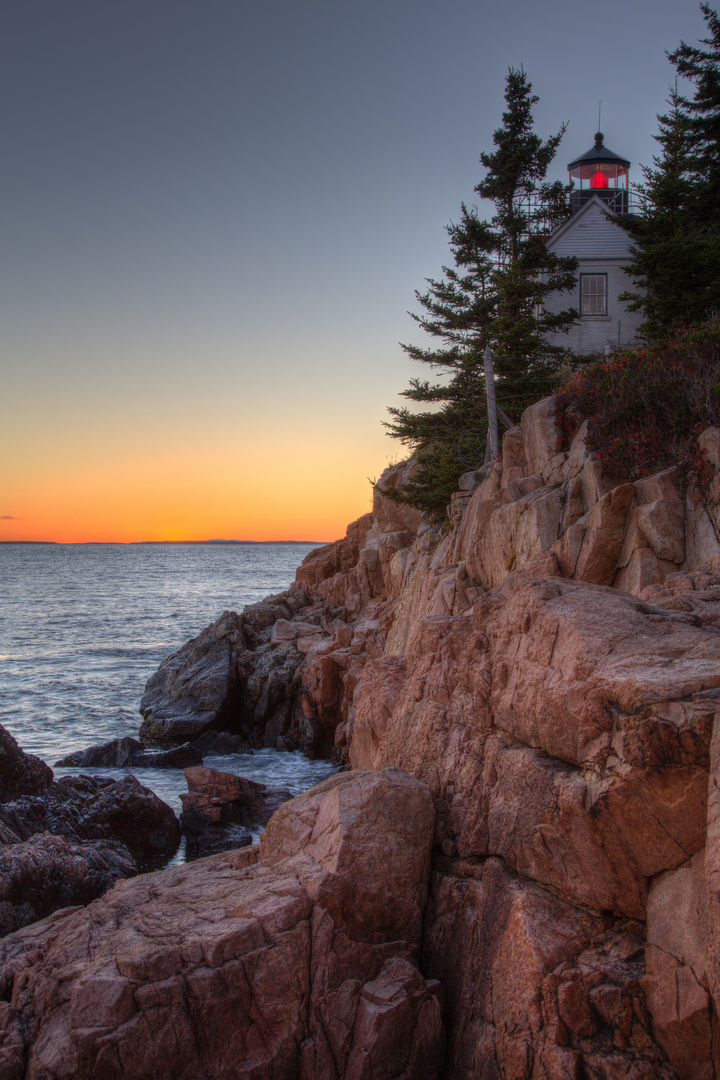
[[671, 3, 720, 221], [384, 68, 578, 517], [620, 6, 720, 336]]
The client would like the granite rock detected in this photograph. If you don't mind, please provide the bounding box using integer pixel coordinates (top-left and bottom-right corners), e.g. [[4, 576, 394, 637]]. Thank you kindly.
[[0, 769, 441, 1080]]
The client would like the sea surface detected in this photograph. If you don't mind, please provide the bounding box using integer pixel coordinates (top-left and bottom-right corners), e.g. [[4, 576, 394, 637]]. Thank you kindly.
[[0, 542, 338, 843]]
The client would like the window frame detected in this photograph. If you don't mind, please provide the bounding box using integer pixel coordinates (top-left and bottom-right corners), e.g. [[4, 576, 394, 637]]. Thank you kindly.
[[580, 273, 608, 317]]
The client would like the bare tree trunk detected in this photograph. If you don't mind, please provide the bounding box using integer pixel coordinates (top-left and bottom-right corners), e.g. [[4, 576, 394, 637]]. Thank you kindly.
[[484, 346, 499, 461]]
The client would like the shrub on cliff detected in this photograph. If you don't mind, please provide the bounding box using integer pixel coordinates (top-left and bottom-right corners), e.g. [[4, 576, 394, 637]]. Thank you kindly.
[[555, 320, 720, 482]]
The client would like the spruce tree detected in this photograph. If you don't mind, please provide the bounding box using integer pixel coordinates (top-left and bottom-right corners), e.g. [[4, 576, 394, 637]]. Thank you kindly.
[[671, 4, 720, 222], [384, 68, 578, 517], [620, 6, 720, 336]]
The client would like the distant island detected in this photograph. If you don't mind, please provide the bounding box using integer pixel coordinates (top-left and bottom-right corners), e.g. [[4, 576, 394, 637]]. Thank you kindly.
[[133, 539, 327, 546]]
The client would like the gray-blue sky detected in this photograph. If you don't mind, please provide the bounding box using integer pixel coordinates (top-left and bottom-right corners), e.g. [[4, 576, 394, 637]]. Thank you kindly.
[[0, 0, 709, 540]]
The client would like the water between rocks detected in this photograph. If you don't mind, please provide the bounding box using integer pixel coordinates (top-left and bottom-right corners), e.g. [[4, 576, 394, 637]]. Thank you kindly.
[[0, 542, 339, 861]]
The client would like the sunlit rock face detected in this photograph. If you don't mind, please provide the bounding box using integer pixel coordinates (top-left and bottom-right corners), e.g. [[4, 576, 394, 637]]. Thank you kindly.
[[285, 400, 720, 1079]]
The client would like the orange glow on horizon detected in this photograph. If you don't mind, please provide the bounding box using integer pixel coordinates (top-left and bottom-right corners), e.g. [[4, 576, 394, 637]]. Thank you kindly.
[[1, 431, 389, 545], [1, 317, 414, 548]]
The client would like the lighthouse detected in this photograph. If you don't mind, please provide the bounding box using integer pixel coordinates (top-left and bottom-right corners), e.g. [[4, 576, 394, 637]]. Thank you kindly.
[[567, 132, 631, 215], [542, 133, 643, 354]]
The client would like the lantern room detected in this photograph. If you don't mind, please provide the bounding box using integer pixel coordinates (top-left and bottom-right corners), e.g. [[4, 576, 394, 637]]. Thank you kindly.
[[568, 133, 630, 214]]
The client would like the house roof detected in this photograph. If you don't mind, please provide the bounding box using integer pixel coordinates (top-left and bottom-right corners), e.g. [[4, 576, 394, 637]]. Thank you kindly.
[[545, 194, 634, 260]]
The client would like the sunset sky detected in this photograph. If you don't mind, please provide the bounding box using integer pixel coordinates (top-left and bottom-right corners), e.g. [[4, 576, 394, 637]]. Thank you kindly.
[[1, 0, 707, 543]]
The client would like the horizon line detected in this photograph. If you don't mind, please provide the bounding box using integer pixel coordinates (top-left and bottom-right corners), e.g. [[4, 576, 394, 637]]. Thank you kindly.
[[0, 538, 329, 547]]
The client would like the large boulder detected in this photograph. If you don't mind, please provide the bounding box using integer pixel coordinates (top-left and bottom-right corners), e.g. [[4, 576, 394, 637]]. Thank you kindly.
[[260, 768, 434, 946], [0, 833, 135, 936], [262, 769, 442, 1080], [0, 848, 306, 1080], [139, 610, 247, 746], [0, 768, 442, 1080], [50, 774, 181, 867], [137, 599, 318, 752]]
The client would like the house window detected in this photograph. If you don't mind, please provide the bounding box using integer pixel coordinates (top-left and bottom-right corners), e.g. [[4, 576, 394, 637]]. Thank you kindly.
[[580, 274, 607, 315]]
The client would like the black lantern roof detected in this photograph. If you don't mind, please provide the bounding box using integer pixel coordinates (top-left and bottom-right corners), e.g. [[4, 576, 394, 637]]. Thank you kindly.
[[567, 132, 630, 170]]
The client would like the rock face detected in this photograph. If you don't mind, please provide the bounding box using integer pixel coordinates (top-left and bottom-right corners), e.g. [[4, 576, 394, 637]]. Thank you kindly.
[[278, 401, 720, 1079], [351, 574, 716, 916], [0, 769, 442, 1080], [0, 725, 180, 936]]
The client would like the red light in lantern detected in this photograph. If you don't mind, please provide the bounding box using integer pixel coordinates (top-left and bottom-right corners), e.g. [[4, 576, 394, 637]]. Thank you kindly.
[[590, 170, 608, 189]]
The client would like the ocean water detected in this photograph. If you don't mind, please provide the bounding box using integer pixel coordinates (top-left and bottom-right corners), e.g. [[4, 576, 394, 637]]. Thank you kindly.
[[0, 542, 338, 829]]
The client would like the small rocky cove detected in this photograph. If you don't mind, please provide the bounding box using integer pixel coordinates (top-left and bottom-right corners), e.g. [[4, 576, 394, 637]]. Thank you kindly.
[[2, 395, 720, 1077]]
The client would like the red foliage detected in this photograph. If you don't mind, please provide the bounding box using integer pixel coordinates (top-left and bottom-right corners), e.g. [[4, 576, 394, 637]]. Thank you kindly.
[[555, 323, 720, 483]]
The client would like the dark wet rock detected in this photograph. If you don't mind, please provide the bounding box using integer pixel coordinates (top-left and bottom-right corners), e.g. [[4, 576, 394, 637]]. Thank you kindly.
[[55, 737, 202, 770], [54, 735, 142, 768], [189, 730, 253, 756], [0, 724, 181, 936], [179, 765, 291, 862], [183, 823, 253, 860], [138, 703, 217, 747], [235, 640, 306, 749], [138, 610, 247, 746], [54, 774, 181, 866], [138, 593, 317, 751], [0, 726, 52, 803], [0, 773, 180, 869], [0, 833, 135, 935]]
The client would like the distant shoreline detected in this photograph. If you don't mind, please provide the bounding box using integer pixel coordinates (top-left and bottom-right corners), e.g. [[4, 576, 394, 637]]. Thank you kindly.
[[0, 539, 327, 546]]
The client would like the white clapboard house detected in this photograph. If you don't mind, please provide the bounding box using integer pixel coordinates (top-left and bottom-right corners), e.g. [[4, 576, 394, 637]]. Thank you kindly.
[[543, 133, 645, 355]]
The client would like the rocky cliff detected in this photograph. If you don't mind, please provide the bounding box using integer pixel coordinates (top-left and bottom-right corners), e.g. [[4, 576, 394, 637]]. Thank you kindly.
[[279, 398, 720, 1079], [3, 397, 720, 1078]]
